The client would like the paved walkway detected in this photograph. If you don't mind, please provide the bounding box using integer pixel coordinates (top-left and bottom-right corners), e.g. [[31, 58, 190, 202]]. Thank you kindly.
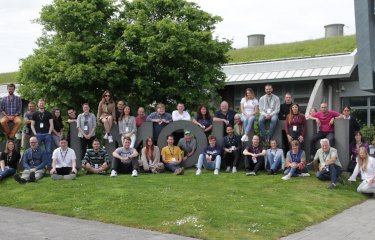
[[282, 198, 375, 240], [0, 206, 197, 240]]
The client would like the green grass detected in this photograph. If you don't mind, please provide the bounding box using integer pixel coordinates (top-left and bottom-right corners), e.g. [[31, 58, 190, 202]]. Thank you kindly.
[[0, 169, 367, 239], [0, 71, 18, 84], [228, 35, 357, 63]]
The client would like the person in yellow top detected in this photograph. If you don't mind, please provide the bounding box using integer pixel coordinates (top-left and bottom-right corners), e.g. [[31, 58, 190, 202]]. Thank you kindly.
[[161, 135, 184, 175]]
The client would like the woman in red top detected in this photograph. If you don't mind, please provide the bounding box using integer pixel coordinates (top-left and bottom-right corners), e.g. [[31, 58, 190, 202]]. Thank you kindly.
[[285, 103, 306, 146]]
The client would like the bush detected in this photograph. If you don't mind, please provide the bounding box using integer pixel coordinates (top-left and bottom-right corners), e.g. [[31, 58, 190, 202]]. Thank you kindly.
[[360, 125, 375, 145]]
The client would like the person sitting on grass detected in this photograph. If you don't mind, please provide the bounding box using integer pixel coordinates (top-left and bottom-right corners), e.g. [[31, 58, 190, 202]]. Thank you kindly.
[[243, 135, 266, 176], [14, 137, 47, 184], [0, 140, 20, 181], [314, 138, 344, 189], [50, 137, 77, 180], [111, 137, 139, 177], [281, 140, 309, 181], [81, 138, 110, 175], [161, 135, 184, 175], [196, 135, 222, 175], [140, 137, 164, 173], [266, 139, 284, 175], [348, 147, 375, 196]]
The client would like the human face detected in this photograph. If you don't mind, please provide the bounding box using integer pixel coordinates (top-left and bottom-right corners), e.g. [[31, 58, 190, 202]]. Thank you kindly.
[[355, 133, 362, 143], [29, 137, 38, 149], [358, 147, 368, 159], [68, 109, 76, 118], [270, 140, 277, 149], [7, 86, 15, 95], [226, 126, 234, 135], [137, 107, 145, 117], [124, 106, 131, 116], [82, 105, 90, 113], [321, 142, 330, 152], [209, 138, 216, 147], [28, 103, 36, 112], [234, 115, 241, 124], [265, 86, 273, 95], [284, 94, 292, 104], [200, 107, 207, 115], [123, 139, 131, 149], [291, 144, 299, 152], [246, 90, 253, 98], [117, 101, 125, 111], [60, 139, 68, 149], [220, 102, 228, 113], [252, 136, 259, 146], [157, 106, 165, 115], [292, 105, 299, 114], [147, 138, 153, 146], [92, 141, 100, 151], [177, 104, 184, 113], [38, 100, 45, 110], [184, 133, 192, 140], [309, 108, 317, 115], [320, 103, 328, 114], [7, 141, 15, 151], [342, 108, 350, 117], [167, 136, 174, 146], [54, 110, 60, 118]]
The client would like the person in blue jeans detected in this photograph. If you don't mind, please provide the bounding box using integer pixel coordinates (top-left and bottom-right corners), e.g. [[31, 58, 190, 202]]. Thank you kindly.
[[31, 98, 53, 169], [266, 139, 284, 175], [0, 140, 20, 181], [196, 135, 222, 175], [282, 140, 309, 181]]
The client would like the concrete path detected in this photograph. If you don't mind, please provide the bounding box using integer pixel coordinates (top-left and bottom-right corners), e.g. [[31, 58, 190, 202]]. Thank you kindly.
[[282, 198, 375, 240], [0, 206, 197, 240]]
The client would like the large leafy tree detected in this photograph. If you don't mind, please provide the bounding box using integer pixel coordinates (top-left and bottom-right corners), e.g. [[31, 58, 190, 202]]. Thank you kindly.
[[18, 0, 231, 112]]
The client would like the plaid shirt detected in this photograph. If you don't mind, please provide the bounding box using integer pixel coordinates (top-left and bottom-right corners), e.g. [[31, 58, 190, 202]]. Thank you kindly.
[[1, 94, 22, 116]]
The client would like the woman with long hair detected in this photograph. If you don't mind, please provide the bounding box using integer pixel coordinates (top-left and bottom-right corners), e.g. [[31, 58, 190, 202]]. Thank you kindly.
[[119, 105, 137, 148], [192, 104, 213, 136], [97, 90, 116, 143], [140, 137, 164, 173], [52, 107, 64, 148], [285, 103, 306, 145], [0, 140, 21, 181], [348, 147, 375, 194], [240, 88, 258, 142], [348, 131, 369, 172]]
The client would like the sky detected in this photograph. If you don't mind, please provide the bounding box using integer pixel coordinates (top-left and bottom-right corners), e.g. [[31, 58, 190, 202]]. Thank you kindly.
[[0, 0, 356, 73]]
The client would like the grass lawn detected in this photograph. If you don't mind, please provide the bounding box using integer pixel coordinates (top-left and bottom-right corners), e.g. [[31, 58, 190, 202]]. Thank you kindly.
[[0, 71, 18, 84], [0, 168, 366, 240]]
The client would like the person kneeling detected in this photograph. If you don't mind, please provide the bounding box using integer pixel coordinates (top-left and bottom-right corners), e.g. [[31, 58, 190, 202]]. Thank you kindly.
[[81, 139, 110, 175], [50, 137, 77, 180], [282, 140, 309, 181], [196, 135, 222, 175], [111, 137, 139, 177]]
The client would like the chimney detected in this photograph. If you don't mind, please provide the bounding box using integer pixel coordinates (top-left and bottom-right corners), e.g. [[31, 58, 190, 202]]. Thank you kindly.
[[247, 34, 265, 48], [324, 24, 344, 38]]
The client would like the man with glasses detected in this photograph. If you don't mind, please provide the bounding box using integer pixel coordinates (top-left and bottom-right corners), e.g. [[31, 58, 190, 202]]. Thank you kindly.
[[14, 137, 47, 183], [0, 83, 22, 140]]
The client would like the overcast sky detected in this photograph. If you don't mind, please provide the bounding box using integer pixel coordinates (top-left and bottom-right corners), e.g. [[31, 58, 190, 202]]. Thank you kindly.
[[0, 0, 355, 73]]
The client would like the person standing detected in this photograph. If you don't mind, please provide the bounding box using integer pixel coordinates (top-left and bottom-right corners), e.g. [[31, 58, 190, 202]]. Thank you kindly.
[[21, 101, 36, 149], [135, 107, 147, 128], [51, 107, 64, 148], [77, 103, 97, 160], [172, 103, 191, 121], [67, 107, 77, 147], [116, 100, 125, 122], [50, 137, 77, 180], [118, 105, 137, 148], [213, 101, 237, 134], [0, 83, 22, 140], [146, 103, 172, 142], [258, 84, 280, 143], [31, 99, 53, 169], [192, 104, 213, 137]]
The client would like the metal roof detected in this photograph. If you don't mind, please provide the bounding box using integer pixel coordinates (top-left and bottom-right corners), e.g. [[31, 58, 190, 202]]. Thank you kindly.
[[223, 50, 357, 85]]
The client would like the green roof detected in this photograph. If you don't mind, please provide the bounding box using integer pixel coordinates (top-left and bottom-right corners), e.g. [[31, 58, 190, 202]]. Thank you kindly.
[[228, 35, 356, 63], [0, 71, 17, 84]]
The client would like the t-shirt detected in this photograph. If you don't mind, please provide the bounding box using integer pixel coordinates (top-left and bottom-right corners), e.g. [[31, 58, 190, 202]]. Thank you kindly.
[[240, 98, 258, 115], [32, 110, 53, 134], [52, 147, 76, 168], [23, 111, 34, 135], [215, 109, 237, 126], [161, 146, 182, 163], [178, 138, 197, 155], [201, 145, 222, 161], [313, 111, 340, 133], [115, 147, 135, 158]]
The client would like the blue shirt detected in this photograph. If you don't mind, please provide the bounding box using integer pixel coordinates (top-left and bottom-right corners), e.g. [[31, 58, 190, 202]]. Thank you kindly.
[[22, 147, 47, 170], [201, 145, 222, 161], [0, 94, 22, 116]]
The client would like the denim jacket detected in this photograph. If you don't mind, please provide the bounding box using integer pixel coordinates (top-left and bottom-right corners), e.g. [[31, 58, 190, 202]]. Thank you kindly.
[[22, 147, 47, 170]]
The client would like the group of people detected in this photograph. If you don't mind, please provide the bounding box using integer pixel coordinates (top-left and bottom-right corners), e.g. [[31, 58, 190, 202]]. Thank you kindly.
[[0, 83, 374, 195]]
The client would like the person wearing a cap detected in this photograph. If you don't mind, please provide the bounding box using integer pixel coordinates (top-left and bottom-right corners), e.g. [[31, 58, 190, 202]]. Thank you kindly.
[[178, 130, 197, 161]]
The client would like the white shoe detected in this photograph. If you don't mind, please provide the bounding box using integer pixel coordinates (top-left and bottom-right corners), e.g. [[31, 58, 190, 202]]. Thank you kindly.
[[241, 135, 249, 142], [108, 135, 113, 143], [131, 170, 138, 177], [232, 166, 237, 173], [300, 173, 310, 177], [103, 133, 108, 139], [110, 170, 117, 177], [282, 175, 291, 181], [196, 169, 202, 175], [225, 166, 231, 172], [214, 169, 219, 175]]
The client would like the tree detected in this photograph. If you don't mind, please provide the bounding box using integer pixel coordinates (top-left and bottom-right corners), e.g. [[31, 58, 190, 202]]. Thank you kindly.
[[18, 0, 231, 112]]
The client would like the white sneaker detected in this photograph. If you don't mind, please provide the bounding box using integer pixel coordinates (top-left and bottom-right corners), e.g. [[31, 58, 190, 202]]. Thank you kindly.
[[110, 170, 117, 177], [300, 173, 310, 177], [108, 135, 113, 143], [103, 133, 108, 139], [232, 166, 237, 173], [282, 175, 291, 181], [131, 169, 138, 177], [196, 169, 202, 175], [214, 169, 219, 175], [241, 135, 249, 142], [225, 166, 231, 172]]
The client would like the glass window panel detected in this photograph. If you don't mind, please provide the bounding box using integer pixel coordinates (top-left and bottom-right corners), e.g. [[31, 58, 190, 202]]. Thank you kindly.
[[342, 97, 368, 107], [351, 109, 368, 127], [371, 109, 375, 126], [370, 96, 375, 106]]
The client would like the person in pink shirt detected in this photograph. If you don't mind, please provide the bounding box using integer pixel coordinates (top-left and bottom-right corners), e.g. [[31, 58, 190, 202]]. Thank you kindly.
[[309, 102, 342, 157]]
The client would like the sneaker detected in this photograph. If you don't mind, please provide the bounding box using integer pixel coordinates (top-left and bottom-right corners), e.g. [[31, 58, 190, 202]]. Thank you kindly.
[[225, 166, 231, 172], [249, 171, 256, 176], [51, 174, 63, 180], [241, 135, 249, 142], [232, 166, 237, 173], [299, 173, 310, 177], [131, 170, 138, 177], [173, 168, 182, 175], [110, 170, 117, 177], [103, 133, 108, 139], [108, 135, 113, 143], [14, 175, 26, 184], [196, 169, 202, 175], [98, 170, 107, 175], [29, 172, 36, 182], [214, 169, 219, 175], [282, 175, 291, 181], [246, 171, 251, 176], [327, 183, 336, 189], [337, 177, 345, 185], [180, 167, 185, 175]]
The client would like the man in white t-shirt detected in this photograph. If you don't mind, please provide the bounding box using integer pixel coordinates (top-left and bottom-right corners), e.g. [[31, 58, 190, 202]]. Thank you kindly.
[[172, 103, 191, 121], [50, 137, 77, 180]]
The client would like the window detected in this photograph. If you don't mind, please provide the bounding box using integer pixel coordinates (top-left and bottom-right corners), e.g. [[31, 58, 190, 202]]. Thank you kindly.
[[342, 97, 375, 127]]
